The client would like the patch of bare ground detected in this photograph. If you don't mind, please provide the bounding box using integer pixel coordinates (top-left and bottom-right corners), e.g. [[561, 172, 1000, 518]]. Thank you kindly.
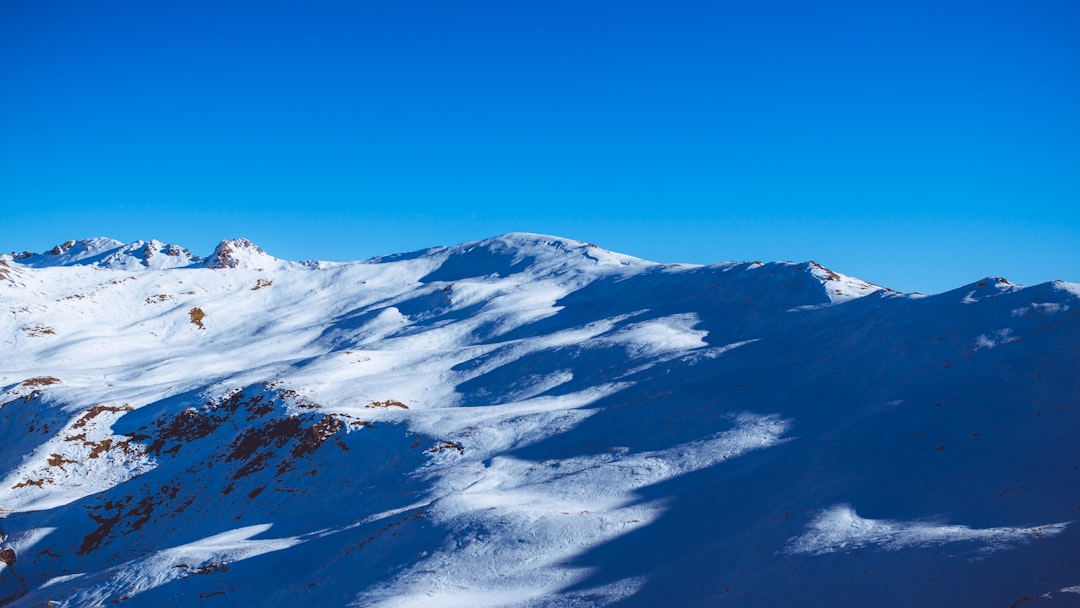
[[188, 307, 206, 329], [129, 386, 357, 505], [275, 388, 323, 410], [84, 438, 141, 459], [142, 388, 285, 457], [11, 478, 50, 489], [20, 376, 61, 388], [428, 440, 464, 454], [58, 429, 142, 460], [365, 400, 409, 409], [0, 548, 15, 566], [293, 417, 345, 457], [145, 409, 219, 455], [80, 497, 129, 556], [145, 294, 171, 304], [79, 484, 187, 555], [226, 417, 305, 479], [22, 324, 56, 337], [251, 278, 272, 290], [47, 453, 77, 471], [71, 404, 133, 430]]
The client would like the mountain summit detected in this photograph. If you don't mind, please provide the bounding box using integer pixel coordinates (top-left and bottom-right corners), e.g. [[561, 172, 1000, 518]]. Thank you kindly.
[[0, 234, 1077, 607], [203, 238, 282, 270]]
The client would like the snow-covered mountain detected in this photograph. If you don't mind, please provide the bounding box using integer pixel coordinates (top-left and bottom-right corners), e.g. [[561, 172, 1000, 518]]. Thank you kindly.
[[7, 238, 293, 271], [1, 233, 1077, 607]]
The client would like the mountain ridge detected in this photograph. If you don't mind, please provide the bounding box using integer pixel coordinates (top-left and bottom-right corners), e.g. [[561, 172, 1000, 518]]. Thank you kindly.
[[8, 233, 1077, 300]]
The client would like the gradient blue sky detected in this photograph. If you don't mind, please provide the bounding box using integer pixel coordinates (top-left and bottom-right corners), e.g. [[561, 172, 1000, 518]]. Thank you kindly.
[[2, 0, 1077, 293]]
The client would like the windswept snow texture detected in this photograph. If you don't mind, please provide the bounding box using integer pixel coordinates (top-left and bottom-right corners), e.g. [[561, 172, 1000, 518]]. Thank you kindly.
[[0, 233, 1078, 607], [786, 504, 1067, 556]]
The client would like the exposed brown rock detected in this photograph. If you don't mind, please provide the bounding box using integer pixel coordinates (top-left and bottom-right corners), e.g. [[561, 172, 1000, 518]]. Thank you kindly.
[[365, 400, 409, 410], [72, 404, 133, 430], [188, 307, 206, 329]]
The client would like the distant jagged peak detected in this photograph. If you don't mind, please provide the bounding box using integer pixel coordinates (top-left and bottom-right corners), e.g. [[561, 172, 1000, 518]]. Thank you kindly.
[[46, 237, 124, 257], [7, 237, 204, 270], [99, 239, 203, 270], [9, 237, 125, 268], [203, 238, 282, 270]]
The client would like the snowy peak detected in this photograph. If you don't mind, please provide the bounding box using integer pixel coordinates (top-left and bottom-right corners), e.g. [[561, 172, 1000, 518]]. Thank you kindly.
[[6, 237, 286, 271], [99, 240, 202, 270], [9, 238, 125, 268], [470, 232, 639, 263], [433, 234, 884, 305], [475, 232, 649, 266], [7, 238, 200, 270], [944, 275, 1025, 304], [203, 238, 281, 270], [802, 260, 886, 303], [965, 276, 1018, 291], [385, 232, 652, 284]]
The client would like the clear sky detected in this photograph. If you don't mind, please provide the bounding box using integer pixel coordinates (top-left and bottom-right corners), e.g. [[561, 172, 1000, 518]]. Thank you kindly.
[[2, 0, 1077, 294]]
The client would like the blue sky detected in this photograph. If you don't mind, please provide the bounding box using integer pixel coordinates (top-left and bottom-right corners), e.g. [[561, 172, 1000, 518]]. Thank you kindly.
[[2, 0, 1077, 293]]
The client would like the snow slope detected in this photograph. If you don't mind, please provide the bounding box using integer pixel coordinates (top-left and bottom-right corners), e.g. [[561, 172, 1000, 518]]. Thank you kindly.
[[0, 233, 1078, 607]]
